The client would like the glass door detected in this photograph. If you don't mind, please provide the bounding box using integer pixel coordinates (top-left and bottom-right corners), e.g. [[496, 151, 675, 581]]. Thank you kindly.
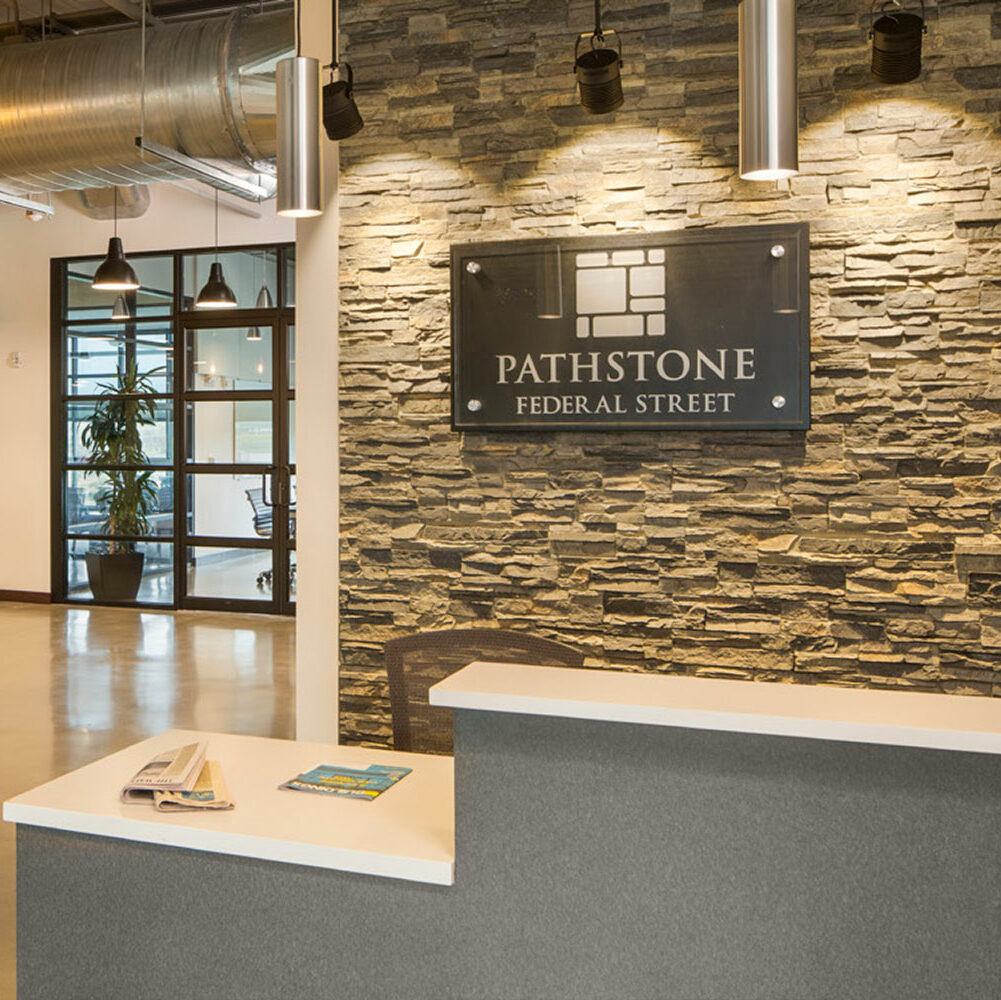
[[180, 319, 295, 614], [52, 242, 295, 612]]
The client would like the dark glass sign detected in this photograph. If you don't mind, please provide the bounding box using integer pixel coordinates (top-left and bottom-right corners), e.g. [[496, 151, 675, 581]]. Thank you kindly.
[[450, 223, 810, 431]]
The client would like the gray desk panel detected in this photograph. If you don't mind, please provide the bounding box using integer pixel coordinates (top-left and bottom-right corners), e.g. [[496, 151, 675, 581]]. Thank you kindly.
[[17, 712, 1001, 999]]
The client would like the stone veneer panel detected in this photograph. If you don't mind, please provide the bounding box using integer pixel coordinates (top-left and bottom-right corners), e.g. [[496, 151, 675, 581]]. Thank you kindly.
[[337, 0, 1001, 745]]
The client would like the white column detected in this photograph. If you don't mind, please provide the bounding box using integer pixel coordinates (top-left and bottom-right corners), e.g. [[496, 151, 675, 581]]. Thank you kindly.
[[294, 0, 340, 742]]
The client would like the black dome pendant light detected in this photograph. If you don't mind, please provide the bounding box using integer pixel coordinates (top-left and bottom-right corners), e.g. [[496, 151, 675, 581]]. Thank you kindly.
[[574, 0, 624, 115], [195, 190, 238, 309], [247, 251, 271, 340], [92, 187, 140, 291]]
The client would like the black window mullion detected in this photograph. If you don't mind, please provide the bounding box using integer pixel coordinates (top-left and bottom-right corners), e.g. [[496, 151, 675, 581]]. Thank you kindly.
[[174, 249, 186, 608]]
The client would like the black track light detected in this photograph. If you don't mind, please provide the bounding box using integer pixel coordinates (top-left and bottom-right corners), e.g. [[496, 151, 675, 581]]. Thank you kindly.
[[574, 0, 623, 115], [323, 0, 363, 140], [870, 1, 925, 85], [323, 64, 364, 141]]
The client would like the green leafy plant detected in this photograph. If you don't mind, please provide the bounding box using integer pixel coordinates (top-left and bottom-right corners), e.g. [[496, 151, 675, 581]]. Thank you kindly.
[[81, 362, 162, 554]]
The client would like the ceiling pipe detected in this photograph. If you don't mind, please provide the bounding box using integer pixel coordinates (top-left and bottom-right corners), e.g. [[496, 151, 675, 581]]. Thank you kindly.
[[0, 8, 292, 194]]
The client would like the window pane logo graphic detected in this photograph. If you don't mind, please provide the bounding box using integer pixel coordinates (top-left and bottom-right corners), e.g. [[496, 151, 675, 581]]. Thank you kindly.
[[574, 249, 667, 340]]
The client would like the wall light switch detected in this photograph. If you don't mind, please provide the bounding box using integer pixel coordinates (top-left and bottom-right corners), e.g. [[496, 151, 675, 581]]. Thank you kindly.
[[7, 352, 23, 369]]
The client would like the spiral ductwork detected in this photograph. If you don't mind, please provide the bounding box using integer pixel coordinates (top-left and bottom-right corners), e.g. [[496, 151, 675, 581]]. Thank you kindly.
[[0, 9, 292, 193]]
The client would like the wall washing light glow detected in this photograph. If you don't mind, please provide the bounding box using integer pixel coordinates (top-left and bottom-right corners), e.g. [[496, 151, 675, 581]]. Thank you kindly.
[[738, 0, 798, 181]]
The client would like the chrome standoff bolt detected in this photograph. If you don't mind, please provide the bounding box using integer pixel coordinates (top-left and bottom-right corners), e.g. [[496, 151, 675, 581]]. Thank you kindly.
[[467, 398, 483, 412], [465, 261, 483, 275], [770, 245, 786, 259], [772, 395, 786, 409]]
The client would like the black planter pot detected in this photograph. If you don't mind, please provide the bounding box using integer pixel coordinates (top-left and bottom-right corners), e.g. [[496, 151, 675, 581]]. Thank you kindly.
[[85, 552, 145, 603]]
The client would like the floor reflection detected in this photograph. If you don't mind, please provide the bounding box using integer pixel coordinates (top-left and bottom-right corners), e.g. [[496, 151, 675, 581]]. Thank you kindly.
[[0, 602, 295, 997]]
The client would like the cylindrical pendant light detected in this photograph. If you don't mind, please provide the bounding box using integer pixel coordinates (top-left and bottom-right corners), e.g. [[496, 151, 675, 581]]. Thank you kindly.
[[738, 0, 798, 181], [277, 56, 323, 217], [277, 0, 322, 218]]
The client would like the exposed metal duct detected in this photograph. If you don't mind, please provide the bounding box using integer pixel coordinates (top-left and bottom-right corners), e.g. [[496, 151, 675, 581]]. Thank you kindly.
[[0, 8, 292, 194]]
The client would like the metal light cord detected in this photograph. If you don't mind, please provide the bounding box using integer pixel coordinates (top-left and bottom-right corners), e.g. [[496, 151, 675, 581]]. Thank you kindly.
[[333, 0, 339, 71], [140, 0, 146, 159]]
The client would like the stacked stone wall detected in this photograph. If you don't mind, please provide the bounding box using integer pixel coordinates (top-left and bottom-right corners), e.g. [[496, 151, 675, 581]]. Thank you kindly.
[[338, 0, 1001, 744]]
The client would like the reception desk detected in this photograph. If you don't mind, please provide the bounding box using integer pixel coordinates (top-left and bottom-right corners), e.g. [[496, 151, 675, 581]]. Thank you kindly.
[[7, 664, 1001, 999]]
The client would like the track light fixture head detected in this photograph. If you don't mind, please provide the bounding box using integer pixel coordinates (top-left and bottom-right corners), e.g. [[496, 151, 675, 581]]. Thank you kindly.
[[870, 0, 925, 85], [574, 1, 623, 115], [323, 62, 364, 141]]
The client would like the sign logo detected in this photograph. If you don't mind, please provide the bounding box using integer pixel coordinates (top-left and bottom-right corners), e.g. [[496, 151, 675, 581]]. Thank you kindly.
[[451, 224, 810, 431]]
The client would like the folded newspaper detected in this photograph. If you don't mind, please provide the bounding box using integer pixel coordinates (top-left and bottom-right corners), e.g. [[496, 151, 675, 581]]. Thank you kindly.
[[154, 760, 234, 812], [121, 742, 234, 811]]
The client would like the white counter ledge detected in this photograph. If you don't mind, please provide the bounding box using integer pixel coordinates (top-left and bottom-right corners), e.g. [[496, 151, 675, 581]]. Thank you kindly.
[[3, 729, 454, 885], [430, 661, 1001, 756]]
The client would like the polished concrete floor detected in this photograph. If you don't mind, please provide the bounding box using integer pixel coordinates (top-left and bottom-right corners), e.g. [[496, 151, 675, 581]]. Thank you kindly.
[[0, 602, 295, 998]]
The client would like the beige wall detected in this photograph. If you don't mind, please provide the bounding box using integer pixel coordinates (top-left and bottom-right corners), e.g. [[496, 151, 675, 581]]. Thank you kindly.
[[294, 0, 342, 742], [0, 183, 292, 594]]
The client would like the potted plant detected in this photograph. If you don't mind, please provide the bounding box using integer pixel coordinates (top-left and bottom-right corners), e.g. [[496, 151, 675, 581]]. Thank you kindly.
[[81, 362, 161, 603]]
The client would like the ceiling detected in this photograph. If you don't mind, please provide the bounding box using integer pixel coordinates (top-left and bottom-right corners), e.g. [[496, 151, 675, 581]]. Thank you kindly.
[[0, 0, 291, 38]]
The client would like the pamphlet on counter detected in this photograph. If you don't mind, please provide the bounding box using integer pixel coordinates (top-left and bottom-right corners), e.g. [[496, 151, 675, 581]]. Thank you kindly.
[[280, 763, 411, 801], [121, 741, 234, 812]]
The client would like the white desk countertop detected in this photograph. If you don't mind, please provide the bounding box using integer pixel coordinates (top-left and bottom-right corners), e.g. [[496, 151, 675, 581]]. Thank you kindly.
[[430, 661, 1001, 756], [10, 666, 1000, 876], [3, 730, 454, 885]]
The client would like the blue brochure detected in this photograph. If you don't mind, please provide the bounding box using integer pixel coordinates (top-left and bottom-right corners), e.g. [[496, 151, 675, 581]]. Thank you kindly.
[[280, 762, 412, 801]]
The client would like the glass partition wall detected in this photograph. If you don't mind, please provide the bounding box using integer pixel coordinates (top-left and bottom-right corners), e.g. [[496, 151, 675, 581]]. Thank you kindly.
[[51, 243, 297, 614]]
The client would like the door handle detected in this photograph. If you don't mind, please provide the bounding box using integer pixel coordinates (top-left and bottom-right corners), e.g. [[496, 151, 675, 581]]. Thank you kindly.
[[261, 466, 277, 507]]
